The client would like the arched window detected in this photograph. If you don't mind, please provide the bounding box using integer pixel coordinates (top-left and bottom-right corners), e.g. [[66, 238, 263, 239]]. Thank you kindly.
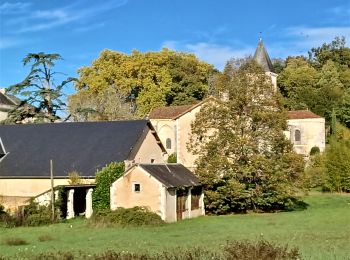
[[166, 138, 172, 149], [294, 129, 301, 142]]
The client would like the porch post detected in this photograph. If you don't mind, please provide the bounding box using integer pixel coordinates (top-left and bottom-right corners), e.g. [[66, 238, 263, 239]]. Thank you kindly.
[[85, 188, 93, 219], [187, 188, 192, 219], [67, 189, 75, 219]]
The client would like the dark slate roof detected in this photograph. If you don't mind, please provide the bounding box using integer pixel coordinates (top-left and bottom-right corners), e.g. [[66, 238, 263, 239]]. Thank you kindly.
[[253, 39, 274, 73], [288, 110, 323, 120], [139, 164, 200, 188], [0, 120, 155, 178]]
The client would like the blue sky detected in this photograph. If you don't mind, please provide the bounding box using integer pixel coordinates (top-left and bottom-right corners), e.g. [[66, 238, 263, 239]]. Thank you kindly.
[[1, 0, 350, 96]]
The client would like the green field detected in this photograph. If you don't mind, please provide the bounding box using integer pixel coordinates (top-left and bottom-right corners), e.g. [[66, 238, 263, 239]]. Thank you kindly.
[[0, 193, 349, 259]]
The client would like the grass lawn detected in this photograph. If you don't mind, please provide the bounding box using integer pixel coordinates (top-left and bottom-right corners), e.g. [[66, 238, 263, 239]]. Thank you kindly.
[[0, 192, 349, 259]]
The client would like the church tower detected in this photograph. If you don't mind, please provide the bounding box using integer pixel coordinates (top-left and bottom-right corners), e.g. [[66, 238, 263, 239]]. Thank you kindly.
[[253, 39, 277, 91]]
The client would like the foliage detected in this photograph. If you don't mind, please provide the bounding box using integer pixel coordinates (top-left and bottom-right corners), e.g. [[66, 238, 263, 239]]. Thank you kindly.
[[189, 60, 305, 214], [323, 138, 350, 192], [68, 85, 135, 122], [92, 162, 125, 210], [2, 237, 28, 246], [67, 171, 83, 185], [89, 207, 164, 227], [5, 53, 76, 124], [278, 37, 350, 123], [224, 239, 299, 260], [71, 48, 217, 118], [0, 200, 59, 227], [167, 153, 177, 163], [5, 240, 299, 259]]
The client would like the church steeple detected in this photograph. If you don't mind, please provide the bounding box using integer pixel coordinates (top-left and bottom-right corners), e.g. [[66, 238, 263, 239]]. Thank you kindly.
[[253, 39, 274, 73]]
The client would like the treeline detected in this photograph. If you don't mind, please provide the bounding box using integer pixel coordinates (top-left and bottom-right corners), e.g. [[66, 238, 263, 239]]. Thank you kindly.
[[276, 36, 350, 125]]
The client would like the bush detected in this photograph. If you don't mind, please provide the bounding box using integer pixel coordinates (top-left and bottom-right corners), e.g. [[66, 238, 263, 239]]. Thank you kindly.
[[38, 234, 55, 242], [0, 200, 59, 227], [89, 207, 164, 227], [93, 162, 125, 210], [167, 153, 177, 163], [67, 171, 83, 185], [16, 240, 299, 259], [2, 237, 28, 246]]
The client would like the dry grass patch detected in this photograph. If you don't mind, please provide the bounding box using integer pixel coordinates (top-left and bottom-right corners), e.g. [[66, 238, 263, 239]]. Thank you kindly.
[[38, 234, 55, 242]]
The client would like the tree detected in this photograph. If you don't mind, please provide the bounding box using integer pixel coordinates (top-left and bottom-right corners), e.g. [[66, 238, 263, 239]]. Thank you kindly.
[[189, 60, 305, 214], [72, 49, 217, 118], [277, 57, 318, 110], [6, 53, 75, 123], [68, 86, 135, 122]]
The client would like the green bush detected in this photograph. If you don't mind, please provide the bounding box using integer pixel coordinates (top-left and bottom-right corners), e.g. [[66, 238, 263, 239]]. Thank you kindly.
[[167, 153, 177, 163], [89, 207, 164, 227], [92, 162, 125, 210], [0, 200, 59, 227]]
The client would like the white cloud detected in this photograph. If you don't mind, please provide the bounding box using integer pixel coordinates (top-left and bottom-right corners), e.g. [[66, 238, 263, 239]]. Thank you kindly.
[[0, 2, 31, 14], [162, 41, 254, 70], [4, 0, 128, 33], [285, 26, 350, 50]]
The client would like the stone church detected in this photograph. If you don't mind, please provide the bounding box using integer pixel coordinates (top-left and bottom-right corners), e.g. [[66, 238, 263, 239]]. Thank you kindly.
[[149, 40, 326, 169]]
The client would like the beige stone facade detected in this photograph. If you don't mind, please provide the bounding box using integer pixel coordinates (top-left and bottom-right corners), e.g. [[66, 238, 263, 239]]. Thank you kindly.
[[111, 164, 204, 222]]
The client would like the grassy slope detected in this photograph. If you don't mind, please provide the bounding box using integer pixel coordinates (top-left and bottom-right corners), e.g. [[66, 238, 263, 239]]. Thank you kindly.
[[0, 193, 349, 259]]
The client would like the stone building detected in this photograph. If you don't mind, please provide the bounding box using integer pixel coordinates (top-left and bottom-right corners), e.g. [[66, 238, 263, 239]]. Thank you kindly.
[[111, 164, 204, 222], [149, 40, 326, 167], [0, 120, 167, 211]]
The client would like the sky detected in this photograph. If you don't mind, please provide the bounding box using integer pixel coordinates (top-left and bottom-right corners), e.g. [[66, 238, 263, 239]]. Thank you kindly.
[[1, 0, 350, 96]]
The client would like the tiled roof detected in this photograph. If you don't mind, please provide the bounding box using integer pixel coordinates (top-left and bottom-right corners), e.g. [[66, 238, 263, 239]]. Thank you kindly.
[[148, 103, 199, 120], [140, 164, 200, 188], [287, 110, 323, 120]]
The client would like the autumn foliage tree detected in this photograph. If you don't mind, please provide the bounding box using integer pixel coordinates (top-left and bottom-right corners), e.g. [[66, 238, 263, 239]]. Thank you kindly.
[[189, 61, 305, 214], [69, 48, 217, 119]]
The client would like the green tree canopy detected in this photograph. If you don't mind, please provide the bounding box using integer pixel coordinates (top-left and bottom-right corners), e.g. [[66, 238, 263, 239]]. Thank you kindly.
[[189, 60, 305, 214], [71, 48, 217, 119], [5, 53, 75, 123]]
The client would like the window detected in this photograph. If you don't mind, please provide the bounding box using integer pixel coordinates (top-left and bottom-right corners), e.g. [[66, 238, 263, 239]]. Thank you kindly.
[[151, 159, 155, 163], [166, 138, 172, 149], [294, 129, 301, 142], [133, 183, 140, 193]]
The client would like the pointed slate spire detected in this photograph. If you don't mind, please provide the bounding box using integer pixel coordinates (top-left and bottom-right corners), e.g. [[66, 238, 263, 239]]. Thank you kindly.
[[253, 39, 274, 73]]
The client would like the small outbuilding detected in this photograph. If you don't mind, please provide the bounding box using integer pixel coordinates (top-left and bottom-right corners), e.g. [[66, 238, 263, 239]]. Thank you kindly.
[[111, 164, 205, 222]]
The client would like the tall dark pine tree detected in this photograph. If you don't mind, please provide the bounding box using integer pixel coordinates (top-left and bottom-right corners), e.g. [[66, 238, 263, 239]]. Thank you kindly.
[[6, 53, 75, 123], [189, 60, 305, 214]]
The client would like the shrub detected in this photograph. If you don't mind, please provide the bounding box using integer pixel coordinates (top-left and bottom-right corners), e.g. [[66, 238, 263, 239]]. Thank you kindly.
[[1, 200, 59, 227], [18, 240, 299, 259], [167, 153, 177, 163], [2, 237, 28, 246], [93, 162, 125, 210], [38, 234, 55, 242], [67, 171, 83, 185], [224, 240, 300, 260], [89, 207, 164, 227]]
